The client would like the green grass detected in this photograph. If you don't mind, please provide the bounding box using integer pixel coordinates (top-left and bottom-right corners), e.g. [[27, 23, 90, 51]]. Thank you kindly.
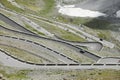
[[27, 16, 86, 41], [24, 23, 45, 36], [84, 18, 110, 29], [98, 32, 107, 40], [6, 70, 29, 80], [97, 30, 111, 40], [39, 0, 55, 15], [1, 0, 55, 16], [0, 30, 6, 35], [0, 70, 29, 80], [54, 69, 120, 80], [56, 15, 92, 25], [0, 67, 29, 80], [59, 31, 85, 41], [55, 15, 111, 30], [0, 0, 23, 12], [45, 24, 85, 41], [27, 69, 120, 80], [39, 22, 85, 41], [0, 45, 44, 64], [0, 64, 30, 80], [0, 68, 120, 80], [74, 69, 120, 80], [15, 0, 55, 15], [15, 0, 44, 11]]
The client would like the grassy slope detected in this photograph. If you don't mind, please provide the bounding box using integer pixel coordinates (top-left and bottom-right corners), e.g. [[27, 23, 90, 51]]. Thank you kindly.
[[24, 23, 45, 36], [15, 0, 44, 11], [68, 69, 120, 80], [0, 1, 120, 80], [0, 0, 55, 15], [0, 0, 23, 12], [0, 45, 44, 64], [27, 16, 86, 41], [27, 69, 120, 80], [40, 0, 55, 14], [0, 65, 29, 80], [0, 66, 119, 80]]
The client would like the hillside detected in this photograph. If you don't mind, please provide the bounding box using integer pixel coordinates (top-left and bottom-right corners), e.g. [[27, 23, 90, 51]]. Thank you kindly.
[[0, 0, 120, 80], [61, 0, 120, 17]]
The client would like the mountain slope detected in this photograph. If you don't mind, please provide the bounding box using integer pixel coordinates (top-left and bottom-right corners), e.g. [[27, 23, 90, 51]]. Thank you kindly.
[[75, 0, 120, 16]]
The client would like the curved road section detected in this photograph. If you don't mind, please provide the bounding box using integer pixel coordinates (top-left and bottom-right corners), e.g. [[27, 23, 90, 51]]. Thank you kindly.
[[55, 35, 103, 51], [0, 13, 36, 35], [97, 57, 120, 64], [27, 13, 114, 48], [0, 25, 101, 61], [0, 49, 119, 70], [0, 35, 78, 64], [0, 13, 103, 51]]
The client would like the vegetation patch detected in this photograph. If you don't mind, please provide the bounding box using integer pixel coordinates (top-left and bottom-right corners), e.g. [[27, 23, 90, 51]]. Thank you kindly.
[[84, 18, 110, 30], [0, 0, 23, 12], [38, 0, 55, 15], [0, 69, 29, 80], [28, 69, 120, 80], [0, 45, 45, 64], [27, 16, 86, 41], [56, 15, 92, 25], [15, 0, 44, 11], [55, 15, 111, 31], [24, 23, 45, 36]]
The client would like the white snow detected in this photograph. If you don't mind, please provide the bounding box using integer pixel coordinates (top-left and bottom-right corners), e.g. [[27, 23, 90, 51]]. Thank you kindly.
[[58, 5, 106, 18], [116, 10, 120, 18]]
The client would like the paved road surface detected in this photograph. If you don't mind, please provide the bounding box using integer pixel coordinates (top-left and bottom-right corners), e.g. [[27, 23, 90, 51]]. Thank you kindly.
[[97, 57, 120, 64], [55, 36, 103, 51], [28, 14, 115, 48], [0, 35, 77, 64], [0, 50, 119, 70], [0, 13, 35, 34], [0, 25, 101, 61]]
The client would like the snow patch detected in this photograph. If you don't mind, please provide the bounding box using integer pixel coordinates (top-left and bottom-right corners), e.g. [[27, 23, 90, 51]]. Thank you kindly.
[[58, 5, 106, 18], [116, 10, 120, 18]]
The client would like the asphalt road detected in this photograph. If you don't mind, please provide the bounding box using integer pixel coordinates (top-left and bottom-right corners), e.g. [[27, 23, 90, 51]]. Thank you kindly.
[[55, 35, 103, 51], [28, 13, 114, 48], [0, 25, 101, 61], [0, 49, 119, 70], [0, 13, 35, 35], [97, 57, 120, 64], [0, 3, 119, 70], [0, 13, 102, 61], [0, 12, 105, 62], [0, 35, 78, 64]]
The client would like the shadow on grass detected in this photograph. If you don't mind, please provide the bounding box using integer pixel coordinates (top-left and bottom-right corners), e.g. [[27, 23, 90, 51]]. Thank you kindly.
[[83, 17, 120, 31]]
